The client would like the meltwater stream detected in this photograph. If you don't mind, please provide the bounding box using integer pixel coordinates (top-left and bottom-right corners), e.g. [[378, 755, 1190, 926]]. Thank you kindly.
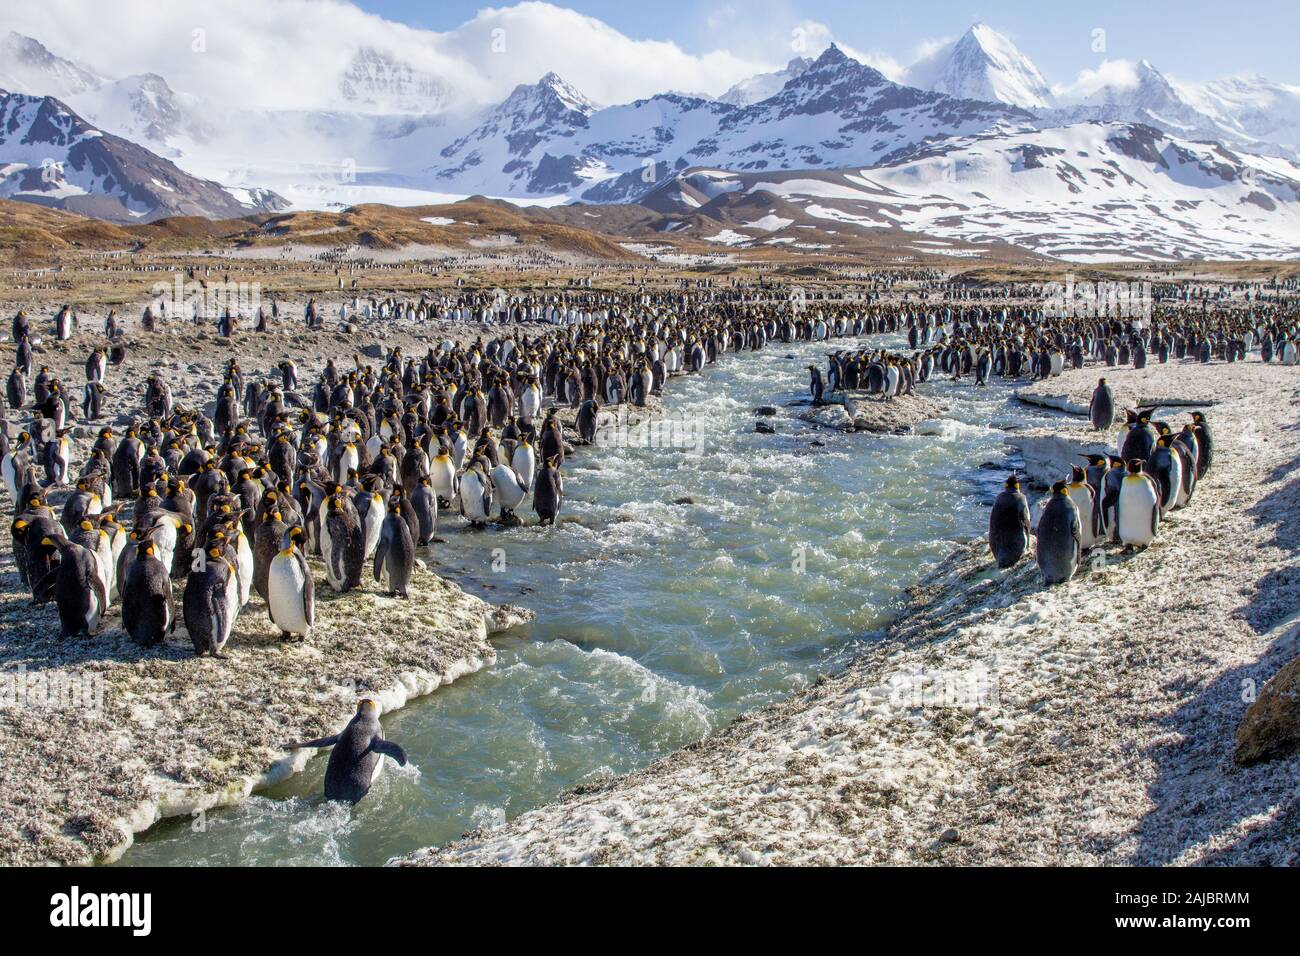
[[120, 333, 1057, 866]]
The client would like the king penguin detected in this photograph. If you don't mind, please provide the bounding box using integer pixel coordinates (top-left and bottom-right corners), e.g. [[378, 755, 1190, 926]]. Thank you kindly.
[[285, 699, 407, 804], [373, 499, 415, 598], [1036, 481, 1081, 585], [1117, 459, 1160, 551], [268, 525, 314, 641], [1089, 378, 1115, 431], [988, 474, 1031, 568], [121, 537, 174, 646]]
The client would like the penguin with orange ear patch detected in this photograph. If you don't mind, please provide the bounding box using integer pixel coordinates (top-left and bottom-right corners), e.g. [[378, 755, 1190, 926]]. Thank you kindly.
[[183, 543, 238, 657]]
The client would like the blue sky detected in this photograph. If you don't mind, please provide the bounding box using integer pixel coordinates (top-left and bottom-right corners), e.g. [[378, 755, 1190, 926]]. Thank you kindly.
[[356, 0, 1300, 84]]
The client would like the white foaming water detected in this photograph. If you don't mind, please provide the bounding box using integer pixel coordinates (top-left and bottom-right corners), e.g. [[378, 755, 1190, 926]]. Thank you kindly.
[[120, 331, 1061, 866]]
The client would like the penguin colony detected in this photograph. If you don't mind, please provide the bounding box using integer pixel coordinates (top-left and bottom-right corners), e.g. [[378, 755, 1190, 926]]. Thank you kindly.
[[990, 405, 1214, 585], [1, 288, 1293, 796], [3, 293, 904, 660], [811, 299, 1300, 405]]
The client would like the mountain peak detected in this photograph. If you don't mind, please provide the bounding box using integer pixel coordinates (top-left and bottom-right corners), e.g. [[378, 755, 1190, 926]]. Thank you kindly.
[[528, 72, 597, 114], [813, 44, 850, 68], [908, 22, 1052, 109], [0, 31, 105, 100]]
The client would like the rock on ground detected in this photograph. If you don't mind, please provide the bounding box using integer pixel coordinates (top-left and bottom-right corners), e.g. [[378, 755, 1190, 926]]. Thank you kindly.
[[797, 393, 946, 435]]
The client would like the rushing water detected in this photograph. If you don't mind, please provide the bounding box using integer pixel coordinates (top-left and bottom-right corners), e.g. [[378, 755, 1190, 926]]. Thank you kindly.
[[120, 332, 1056, 866]]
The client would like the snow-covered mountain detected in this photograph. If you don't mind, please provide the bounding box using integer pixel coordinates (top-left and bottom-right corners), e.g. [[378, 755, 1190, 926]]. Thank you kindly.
[[425, 45, 1031, 204], [0, 31, 105, 101], [70, 73, 212, 156], [0, 90, 287, 221], [2, 23, 1299, 262], [638, 123, 1300, 261], [1179, 74, 1300, 154], [908, 24, 1053, 110], [435, 72, 600, 193], [339, 47, 455, 115], [1050, 60, 1219, 136], [718, 57, 814, 107]]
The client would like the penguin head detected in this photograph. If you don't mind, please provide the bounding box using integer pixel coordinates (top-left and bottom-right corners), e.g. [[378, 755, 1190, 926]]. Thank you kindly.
[[357, 698, 380, 717], [1126, 459, 1145, 474], [1003, 474, 1020, 491]]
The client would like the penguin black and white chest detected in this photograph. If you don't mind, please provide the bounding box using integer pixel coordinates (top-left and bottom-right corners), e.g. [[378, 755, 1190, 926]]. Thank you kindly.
[[1117, 459, 1160, 550], [1065, 465, 1101, 549], [1146, 437, 1183, 517], [458, 461, 493, 526], [268, 526, 314, 640]]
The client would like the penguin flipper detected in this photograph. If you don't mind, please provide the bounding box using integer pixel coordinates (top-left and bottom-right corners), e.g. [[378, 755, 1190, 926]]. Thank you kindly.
[[90, 570, 108, 619], [373, 527, 389, 583], [298, 551, 315, 628], [372, 739, 407, 766], [286, 734, 340, 750], [33, 567, 58, 603]]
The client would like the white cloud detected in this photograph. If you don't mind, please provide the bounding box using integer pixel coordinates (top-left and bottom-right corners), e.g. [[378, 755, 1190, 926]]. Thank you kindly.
[[0, 0, 791, 112], [1053, 59, 1143, 102]]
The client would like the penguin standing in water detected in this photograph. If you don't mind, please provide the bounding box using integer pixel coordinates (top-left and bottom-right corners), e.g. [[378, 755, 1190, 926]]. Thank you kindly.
[[491, 460, 527, 525], [988, 474, 1031, 568], [1089, 378, 1115, 431], [268, 526, 314, 641], [1117, 459, 1160, 552], [121, 537, 173, 646], [429, 448, 456, 508], [373, 499, 415, 598], [533, 456, 564, 526], [184, 544, 239, 657], [34, 533, 108, 638], [458, 460, 493, 527], [285, 699, 407, 804], [511, 436, 536, 492], [808, 365, 825, 405], [1036, 482, 1081, 585], [576, 399, 600, 445]]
